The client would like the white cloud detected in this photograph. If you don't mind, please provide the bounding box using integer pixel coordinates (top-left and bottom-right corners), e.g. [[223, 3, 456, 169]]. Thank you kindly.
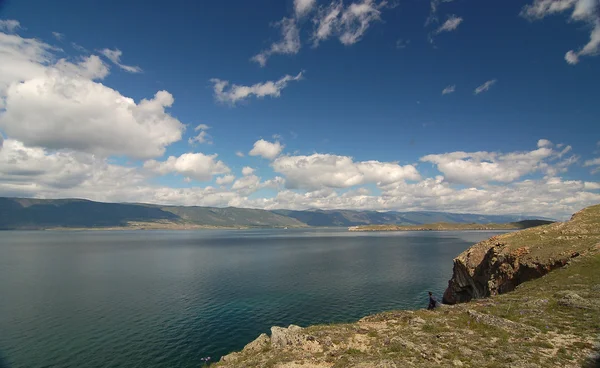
[[521, 0, 578, 19], [211, 72, 303, 104], [0, 20, 21, 33], [474, 79, 497, 94], [99, 48, 142, 73], [0, 32, 53, 98], [216, 175, 236, 185], [537, 138, 553, 148], [242, 166, 255, 176], [442, 85, 456, 95], [1, 78, 183, 158], [272, 153, 421, 190], [0, 31, 184, 159], [585, 157, 600, 166], [584, 157, 600, 173], [312, 0, 386, 46], [0, 139, 144, 197], [584, 181, 600, 189], [144, 152, 230, 181], [295, 0, 317, 17], [188, 124, 212, 145], [54, 55, 110, 80], [71, 42, 89, 53], [565, 20, 600, 64], [0, 138, 597, 220], [435, 15, 463, 34], [521, 0, 600, 64], [420, 141, 577, 186], [252, 18, 301, 67], [249, 139, 284, 160], [231, 174, 285, 196], [52, 32, 64, 41], [236, 151, 245, 158], [425, 0, 455, 25], [188, 131, 211, 145], [232, 175, 262, 196]]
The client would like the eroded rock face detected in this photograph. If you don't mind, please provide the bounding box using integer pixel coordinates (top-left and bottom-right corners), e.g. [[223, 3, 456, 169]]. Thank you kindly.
[[443, 237, 574, 305]]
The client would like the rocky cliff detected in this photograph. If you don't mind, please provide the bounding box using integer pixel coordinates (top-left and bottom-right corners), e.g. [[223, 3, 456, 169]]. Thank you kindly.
[[443, 204, 600, 304], [213, 204, 600, 368]]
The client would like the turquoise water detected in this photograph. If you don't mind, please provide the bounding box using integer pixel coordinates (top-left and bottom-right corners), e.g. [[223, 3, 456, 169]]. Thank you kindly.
[[0, 228, 506, 368]]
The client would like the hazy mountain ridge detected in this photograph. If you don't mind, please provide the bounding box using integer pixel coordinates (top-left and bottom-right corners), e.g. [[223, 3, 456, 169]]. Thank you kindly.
[[273, 209, 552, 227], [0, 197, 552, 230]]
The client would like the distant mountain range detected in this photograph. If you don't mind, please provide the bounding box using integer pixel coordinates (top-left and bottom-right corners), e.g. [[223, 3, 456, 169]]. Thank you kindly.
[[0, 197, 553, 230]]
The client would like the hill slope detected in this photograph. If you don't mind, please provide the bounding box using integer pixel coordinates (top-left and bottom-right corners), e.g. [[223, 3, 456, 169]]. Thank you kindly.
[[0, 198, 305, 229], [0, 197, 552, 230]]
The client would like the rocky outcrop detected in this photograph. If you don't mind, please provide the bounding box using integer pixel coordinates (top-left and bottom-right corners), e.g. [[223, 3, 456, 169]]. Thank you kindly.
[[443, 204, 600, 304], [442, 239, 575, 304]]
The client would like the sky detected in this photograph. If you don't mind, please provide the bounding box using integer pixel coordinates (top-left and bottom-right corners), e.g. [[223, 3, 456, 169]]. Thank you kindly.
[[0, 0, 599, 219]]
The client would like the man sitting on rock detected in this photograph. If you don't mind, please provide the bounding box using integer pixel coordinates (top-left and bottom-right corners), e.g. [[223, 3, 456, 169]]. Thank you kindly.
[[428, 291, 437, 310]]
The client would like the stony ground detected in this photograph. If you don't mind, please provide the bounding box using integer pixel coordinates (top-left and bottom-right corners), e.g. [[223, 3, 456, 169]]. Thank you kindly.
[[212, 206, 600, 368]]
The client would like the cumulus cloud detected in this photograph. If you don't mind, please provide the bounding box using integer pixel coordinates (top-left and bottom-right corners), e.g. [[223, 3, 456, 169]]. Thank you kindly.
[[537, 139, 553, 148], [54, 55, 110, 80], [99, 48, 142, 73], [0, 139, 145, 197], [312, 0, 386, 46], [52, 31, 64, 41], [188, 124, 212, 145], [474, 79, 497, 94], [231, 175, 262, 196], [584, 181, 600, 189], [521, 0, 600, 64], [435, 15, 463, 34], [216, 175, 236, 185], [0, 20, 21, 33], [144, 153, 230, 182], [1, 137, 597, 219], [231, 174, 285, 196], [242, 166, 255, 176], [236, 151, 245, 158], [249, 139, 284, 160], [442, 85, 456, 95], [420, 141, 577, 186], [272, 153, 421, 190], [251, 18, 301, 67], [0, 30, 185, 159], [1, 79, 183, 158], [211, 72, 303, 104]]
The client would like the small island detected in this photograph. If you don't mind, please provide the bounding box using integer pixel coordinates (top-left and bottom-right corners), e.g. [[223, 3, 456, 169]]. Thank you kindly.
[[348, 220, 553, 232]]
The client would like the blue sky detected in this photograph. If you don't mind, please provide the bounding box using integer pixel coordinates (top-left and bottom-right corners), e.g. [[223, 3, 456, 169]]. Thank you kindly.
[[0, 0, 599, 218]]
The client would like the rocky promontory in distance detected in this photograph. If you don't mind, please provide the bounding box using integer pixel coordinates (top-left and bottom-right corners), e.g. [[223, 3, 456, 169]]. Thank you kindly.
[[348, 220, 553, 232], [214, 204, 600, 367]]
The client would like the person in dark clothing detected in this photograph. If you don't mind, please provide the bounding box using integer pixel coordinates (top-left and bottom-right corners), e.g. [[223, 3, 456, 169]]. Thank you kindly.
[[427, 291, 437, 310]]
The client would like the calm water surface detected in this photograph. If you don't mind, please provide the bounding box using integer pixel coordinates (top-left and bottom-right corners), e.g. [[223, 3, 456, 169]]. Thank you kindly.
[[0, 228, 507, 368]]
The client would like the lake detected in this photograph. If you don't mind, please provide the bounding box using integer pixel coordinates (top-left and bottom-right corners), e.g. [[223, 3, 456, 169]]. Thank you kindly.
[[0, 228, 506, 368]]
